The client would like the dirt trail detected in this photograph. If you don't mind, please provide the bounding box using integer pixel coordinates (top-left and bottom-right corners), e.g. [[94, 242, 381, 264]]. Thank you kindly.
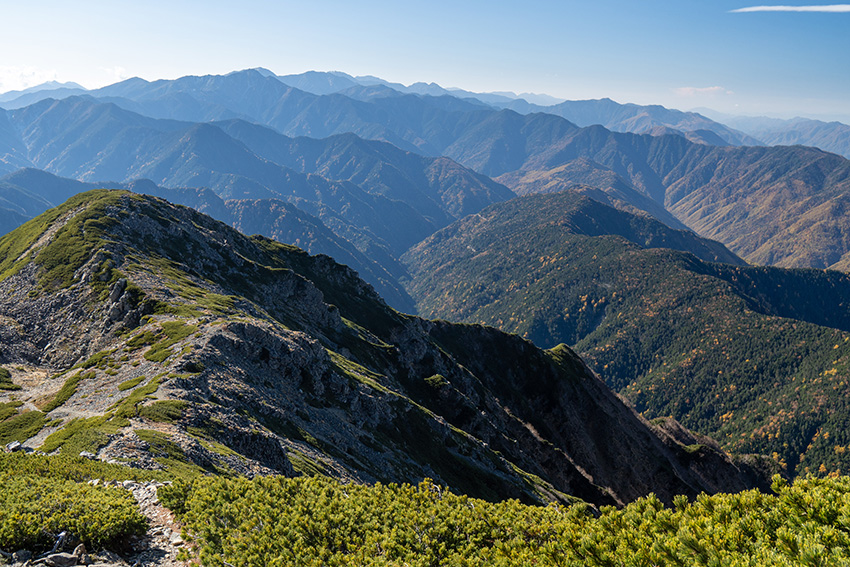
[[121, 481, 188, 567]]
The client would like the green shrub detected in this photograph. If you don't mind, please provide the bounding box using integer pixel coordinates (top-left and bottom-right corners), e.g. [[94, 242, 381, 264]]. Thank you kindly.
[[40, 371, 94, 413], [135, 429, 185, 460], [182, 361, 205, 373], [160, 321, 197, 341], [126, 331, 159, 350], [143, 343, 174, 362], [0, 401, 23, 423], [158, 478, 193, 515], [0, 475, 146, 551], [137, 400, 187, 424], [112, 377, 161, 419], [0, 452, 167, 553], [38, 415, 128, 455], [168, 473, 850, 567], [424, 373, 448, 388], [141, 321, 198, 363], [134, 429, 207, 479], [0, 408, 47, 446], [79, 350, 112, 370], [0, 367, 20, 391], [117, 375, 146, 391], [0, 452, 166, 483]]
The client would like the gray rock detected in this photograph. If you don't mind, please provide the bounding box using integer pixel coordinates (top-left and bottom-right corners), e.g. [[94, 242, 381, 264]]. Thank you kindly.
[[108, 278, 127, 303], [86, 549, 131, 566], [44, 552, 78, 567], [95, 550, 123, 564], [5, 440, 22, 452], [12, 549, 32, 563], [74, 542, 90, 565]]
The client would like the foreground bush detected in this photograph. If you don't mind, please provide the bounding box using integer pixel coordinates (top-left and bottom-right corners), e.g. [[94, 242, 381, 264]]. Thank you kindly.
[[0, 451, 165, 484], [7, 449, 850, 565], [0, 453, 156, 552], [169, 474, 850, 567], [0, 476, 147, 551]]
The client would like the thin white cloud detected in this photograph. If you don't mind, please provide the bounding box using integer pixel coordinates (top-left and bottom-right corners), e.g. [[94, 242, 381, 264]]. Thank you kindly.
[[0, 66, 58, 93], [674, 86, 734, 97], [98, 66, 129, 85], [731, 5, 850, 12]]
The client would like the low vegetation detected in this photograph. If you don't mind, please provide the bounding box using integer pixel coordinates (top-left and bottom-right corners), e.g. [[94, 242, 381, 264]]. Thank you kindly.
[[8, 438, 850, 566], [160, 472, 850, 567], [137, 399, 188, 424], [134, 428, 209, 478], [0, 405, 47, 446], [0, 453, 162, 553], [0, 368, 19, 391], [0, 477, 147, 552], [143, 321, 198, 362], [39, 371, 93, 413], [117, 375, 146, 391], [39, 415, 128, 455]]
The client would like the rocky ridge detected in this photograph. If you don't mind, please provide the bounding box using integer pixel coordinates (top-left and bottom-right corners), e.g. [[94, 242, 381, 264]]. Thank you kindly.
[[0, 190, 771, 507]]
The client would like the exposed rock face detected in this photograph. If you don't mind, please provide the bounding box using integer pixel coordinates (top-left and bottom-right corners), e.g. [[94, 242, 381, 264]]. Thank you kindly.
[[0, 190, 772, 506]]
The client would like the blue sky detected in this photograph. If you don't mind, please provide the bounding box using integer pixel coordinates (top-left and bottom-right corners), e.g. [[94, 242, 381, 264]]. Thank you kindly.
[[1, 0, 848, 119]]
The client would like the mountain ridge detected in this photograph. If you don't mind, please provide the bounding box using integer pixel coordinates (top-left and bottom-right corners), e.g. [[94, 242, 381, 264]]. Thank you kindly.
[[700, 111, 850, 159], [0, 190, 769, 505], [496, 97, 762, 147], [0, 169, 416, 311], [402, 190, 850, 476]]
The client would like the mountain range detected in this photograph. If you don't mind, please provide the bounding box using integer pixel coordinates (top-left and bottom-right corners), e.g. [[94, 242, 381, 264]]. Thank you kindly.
[[698, 110, 850, 160], [5, 72, 850, 274], [9, 70, 850, 158], [495, 97, 762, 147]]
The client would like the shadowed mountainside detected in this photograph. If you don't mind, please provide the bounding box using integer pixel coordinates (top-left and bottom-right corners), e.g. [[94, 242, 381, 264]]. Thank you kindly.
[[403, 191, 850, 476]]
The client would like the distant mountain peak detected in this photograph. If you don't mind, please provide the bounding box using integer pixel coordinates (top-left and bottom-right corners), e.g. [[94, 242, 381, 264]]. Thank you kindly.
[[246, 67, 276, 77], [0, 80, 86, 98]]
